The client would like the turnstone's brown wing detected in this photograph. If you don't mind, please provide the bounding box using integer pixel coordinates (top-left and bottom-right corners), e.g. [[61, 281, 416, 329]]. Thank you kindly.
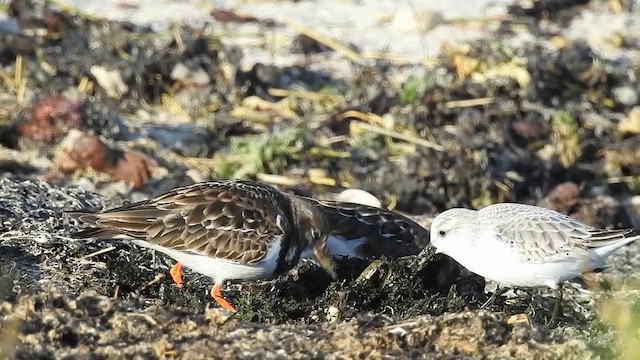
[[68, 180, 293, 265], [306, 198, 431, 258]]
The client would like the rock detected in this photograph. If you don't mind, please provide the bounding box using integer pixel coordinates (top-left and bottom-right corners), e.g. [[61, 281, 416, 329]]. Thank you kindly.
[[612, 86, 638, 107], [90, 65, 129, 99], [336, 188, 382, 208], [16, 95, 83, 146], [48, 130, 157, 190], [538, 181, 580, 214]]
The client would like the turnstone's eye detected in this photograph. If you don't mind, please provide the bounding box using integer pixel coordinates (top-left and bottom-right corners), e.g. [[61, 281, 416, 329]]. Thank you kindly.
[[438, 230, 446, 237]]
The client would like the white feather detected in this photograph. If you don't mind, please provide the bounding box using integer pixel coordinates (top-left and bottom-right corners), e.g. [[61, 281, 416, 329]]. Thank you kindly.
[[300, 235, 367, 260]]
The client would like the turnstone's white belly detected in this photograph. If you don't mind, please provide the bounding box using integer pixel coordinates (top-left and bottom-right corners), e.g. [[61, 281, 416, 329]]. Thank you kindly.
[[131, 237, 282, 283], [301, 235, 367, 260]]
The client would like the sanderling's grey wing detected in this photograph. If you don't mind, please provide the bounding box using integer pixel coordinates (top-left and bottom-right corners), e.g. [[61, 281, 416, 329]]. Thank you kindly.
[[480, 203, 599, 263], [68, 180, 292, 265], [305, 198, 430, 258]]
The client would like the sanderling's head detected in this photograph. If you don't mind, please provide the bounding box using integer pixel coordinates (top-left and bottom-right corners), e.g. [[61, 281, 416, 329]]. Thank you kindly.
[[430, 208, 478, 256]]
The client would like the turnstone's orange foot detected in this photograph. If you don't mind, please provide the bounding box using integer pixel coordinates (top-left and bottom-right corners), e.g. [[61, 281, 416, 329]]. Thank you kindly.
[[211, 283, 237, 313], [169, 262, 183, 288]]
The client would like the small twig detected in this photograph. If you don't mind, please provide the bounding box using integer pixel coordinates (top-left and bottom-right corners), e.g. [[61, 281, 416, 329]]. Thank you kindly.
[[355, 122, 446, 152], [606, 175, 640, 184], [137, 273, 165, 292], [257, 173, 345, 187], [112, 285, 120, 299], [341, 110, 388, 127], [15, 55, 26, 104], [256, 173, 301, 186], [307, 175, 338, 187], [444, 97, 494, 109], [318, 135, 348, 146], [407, 0, 428, 61], [82, 246, 116, 259], [126, 312, 158, 326], [383, 320, 419, 330]]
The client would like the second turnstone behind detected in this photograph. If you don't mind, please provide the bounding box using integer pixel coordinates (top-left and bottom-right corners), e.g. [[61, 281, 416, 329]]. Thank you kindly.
[[68, 180, 336, 313], [302, 198, 432, 260]]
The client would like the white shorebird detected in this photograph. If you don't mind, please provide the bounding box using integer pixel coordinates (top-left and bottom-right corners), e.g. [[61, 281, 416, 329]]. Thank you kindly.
[[430, 202, 640, 322]]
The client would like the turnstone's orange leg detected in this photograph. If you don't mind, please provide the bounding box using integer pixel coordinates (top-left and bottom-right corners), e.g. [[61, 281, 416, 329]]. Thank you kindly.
[[211, 283, 237, 313], [169, 263, 183, 288]]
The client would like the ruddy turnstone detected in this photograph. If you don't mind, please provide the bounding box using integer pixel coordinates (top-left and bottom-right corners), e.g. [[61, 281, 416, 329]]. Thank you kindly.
[[68, 180, 336, 313], [430, 202, 640, 322], [301, 198, 432, 260]]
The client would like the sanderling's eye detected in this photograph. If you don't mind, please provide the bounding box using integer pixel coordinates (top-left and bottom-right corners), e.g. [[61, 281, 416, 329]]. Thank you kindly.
[[438, 230, 446, 237]]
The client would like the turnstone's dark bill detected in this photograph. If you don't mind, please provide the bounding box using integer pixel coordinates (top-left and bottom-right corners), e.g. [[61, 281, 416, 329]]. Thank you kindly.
[[67, 180, 336, 313], [300, 199, 432, 260]]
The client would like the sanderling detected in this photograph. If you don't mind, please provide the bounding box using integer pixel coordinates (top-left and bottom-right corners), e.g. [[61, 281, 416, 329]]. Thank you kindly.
[[430, 202, 640, 322]]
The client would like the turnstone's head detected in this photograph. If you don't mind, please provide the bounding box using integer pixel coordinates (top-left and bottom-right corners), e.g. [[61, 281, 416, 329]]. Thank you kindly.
[[288, 196, 336, 278]]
